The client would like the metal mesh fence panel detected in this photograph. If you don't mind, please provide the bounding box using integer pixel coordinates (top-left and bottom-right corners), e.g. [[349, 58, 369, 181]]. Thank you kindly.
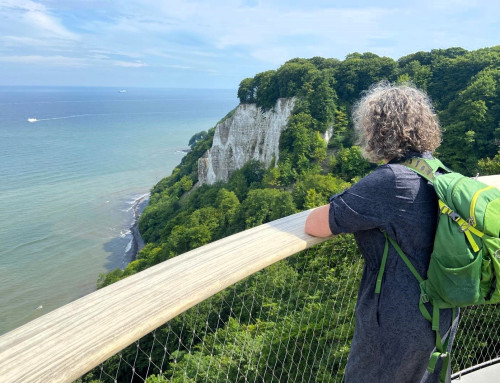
[[451, 304, 500, 374], [77, 235, 500, 382]]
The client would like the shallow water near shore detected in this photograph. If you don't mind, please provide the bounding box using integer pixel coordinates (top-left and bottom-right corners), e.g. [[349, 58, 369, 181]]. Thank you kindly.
[[0, 86, 237, 334]]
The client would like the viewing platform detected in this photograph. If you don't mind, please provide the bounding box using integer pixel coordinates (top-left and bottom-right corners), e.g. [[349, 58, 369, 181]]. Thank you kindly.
[[1, 175, 500, 383]]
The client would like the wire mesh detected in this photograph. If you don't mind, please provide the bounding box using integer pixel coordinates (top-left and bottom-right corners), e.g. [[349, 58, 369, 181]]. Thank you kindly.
[[452, 304, 500, 374], [77, 235, 500, 382]]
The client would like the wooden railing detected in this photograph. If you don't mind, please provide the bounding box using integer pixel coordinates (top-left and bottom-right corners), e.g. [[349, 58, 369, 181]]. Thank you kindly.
[[0, 210, 327, 383], [1, 174, 500, 383]]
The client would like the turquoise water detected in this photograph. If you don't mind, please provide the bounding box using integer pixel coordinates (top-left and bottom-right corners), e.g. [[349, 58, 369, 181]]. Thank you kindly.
[[0, 87, 237, 334]]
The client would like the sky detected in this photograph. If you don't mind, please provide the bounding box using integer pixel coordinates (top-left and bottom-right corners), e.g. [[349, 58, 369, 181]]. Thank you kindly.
[[0, 0, 499, 89]]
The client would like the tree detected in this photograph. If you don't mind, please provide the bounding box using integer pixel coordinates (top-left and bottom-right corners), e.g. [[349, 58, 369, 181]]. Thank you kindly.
[[269, 191, 297, 221], [188, 131, 208, 148], [276, 60, 319, 98], [254, 70, 279, 110], [396, 60, 432, 91], [329, 146, 373, 181], [397, 51, 432, 67], [439, 68, 500, 173], [279, 113, 327, 178], [168, 207, 220, 254], [292, 172, 351, 209], [478, 150, 500, 175], [308, 69, 337, 131], [238, 77, 256, 103], [335, 53, 397, 103], [215, 188, 240, 236], [240, 160, 266, 187], [239, 189, 287, 228], [329, 107, 349, 148]]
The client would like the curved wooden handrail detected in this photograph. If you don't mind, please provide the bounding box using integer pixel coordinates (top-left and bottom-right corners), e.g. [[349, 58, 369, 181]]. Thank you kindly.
[[1, 175, 499, 383], [0, 209, 328, 383]]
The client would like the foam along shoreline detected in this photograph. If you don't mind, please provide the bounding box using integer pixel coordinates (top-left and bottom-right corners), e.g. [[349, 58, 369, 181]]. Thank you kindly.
[[125, 193, 150, 263]]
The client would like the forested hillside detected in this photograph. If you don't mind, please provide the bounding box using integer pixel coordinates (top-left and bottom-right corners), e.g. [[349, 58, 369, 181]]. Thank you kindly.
[[88, 46, 500, 382]]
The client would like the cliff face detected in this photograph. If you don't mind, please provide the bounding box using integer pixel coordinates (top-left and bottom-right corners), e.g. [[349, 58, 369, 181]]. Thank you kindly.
[[198, 97, 333, 185], [198, 98, 296, 185]]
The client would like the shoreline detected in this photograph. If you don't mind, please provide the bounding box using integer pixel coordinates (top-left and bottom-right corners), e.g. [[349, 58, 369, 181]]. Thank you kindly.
[[125, 194, 150, 263]]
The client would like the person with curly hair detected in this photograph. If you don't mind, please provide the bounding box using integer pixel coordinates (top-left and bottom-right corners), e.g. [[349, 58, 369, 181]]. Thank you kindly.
[[305, 82, 456, 382]]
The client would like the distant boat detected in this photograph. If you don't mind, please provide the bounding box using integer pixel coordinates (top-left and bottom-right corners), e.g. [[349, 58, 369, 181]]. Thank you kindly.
[[118, 90, 127, 93], [27, 118, 38, 123]]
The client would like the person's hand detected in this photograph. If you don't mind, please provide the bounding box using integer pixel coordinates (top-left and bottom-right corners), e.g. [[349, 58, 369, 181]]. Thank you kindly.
[[304, 205, 332, 237]]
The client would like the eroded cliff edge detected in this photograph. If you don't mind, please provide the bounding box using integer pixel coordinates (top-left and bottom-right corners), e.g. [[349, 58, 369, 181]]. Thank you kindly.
[[198, 98, 296, 185]]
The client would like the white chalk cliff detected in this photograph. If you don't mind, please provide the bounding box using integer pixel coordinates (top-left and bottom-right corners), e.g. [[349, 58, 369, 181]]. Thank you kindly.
[[198, 97, 333, 185], [198, 98, 296, 185]]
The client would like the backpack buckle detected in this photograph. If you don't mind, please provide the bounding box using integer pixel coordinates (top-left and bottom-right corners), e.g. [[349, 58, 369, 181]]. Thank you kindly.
[[440, 204, 452, 215], [495, 249, 500, 259], [458, 220, 470, 232], [421, 294, 429, 303]]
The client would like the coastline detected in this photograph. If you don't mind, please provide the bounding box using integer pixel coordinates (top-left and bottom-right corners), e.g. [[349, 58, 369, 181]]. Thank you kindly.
[[0, 87, 238, 335], [125, 194, 150, 263]]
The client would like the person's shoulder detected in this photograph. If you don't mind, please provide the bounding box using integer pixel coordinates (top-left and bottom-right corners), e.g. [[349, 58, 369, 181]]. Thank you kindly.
[[362, 164, 396, 181], [352, 164, 396, 191], [385, 162, 418, 177], [387, 152, 435, 181]]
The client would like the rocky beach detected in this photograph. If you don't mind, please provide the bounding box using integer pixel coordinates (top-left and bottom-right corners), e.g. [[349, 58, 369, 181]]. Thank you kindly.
[[125, 194, 150, 263]]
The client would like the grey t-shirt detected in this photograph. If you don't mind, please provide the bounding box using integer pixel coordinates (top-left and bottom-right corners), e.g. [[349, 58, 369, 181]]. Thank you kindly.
[[328, 153, 454, 383]]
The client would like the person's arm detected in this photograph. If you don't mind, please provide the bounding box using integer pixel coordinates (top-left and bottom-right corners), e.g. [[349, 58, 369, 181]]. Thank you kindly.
[[305, 204, 333, 237]]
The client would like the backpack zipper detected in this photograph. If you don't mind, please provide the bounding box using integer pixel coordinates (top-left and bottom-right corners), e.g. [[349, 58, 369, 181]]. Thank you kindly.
[[448, 176, 468, 208], [469, 186, 495, 226]]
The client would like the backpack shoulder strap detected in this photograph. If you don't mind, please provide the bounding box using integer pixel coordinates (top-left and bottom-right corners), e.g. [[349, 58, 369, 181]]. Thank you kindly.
[[403, 157, 451, 183]]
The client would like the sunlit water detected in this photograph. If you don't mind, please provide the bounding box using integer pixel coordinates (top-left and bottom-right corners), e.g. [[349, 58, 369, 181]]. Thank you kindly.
[[0, 86, 237, 334]]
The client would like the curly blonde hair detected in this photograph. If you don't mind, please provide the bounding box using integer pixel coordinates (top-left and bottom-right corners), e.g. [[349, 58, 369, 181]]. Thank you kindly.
[[352, 81, 441, 163]]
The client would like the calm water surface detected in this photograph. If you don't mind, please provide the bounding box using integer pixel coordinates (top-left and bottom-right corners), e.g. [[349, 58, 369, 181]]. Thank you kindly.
[[0, 87, 237, 334]]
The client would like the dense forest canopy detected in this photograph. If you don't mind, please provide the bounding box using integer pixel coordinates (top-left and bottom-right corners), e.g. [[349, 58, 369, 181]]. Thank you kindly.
[[90, 46, 500, 382], [238, 46, 500, 175]]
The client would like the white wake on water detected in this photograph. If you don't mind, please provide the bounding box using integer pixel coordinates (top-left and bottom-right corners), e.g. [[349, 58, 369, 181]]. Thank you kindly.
[[27, 111, 177, 124], [27, 114, 101, 122]]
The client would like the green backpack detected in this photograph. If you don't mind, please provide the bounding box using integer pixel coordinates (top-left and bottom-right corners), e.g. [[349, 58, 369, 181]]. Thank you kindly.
[[375, 157, 500, 381]]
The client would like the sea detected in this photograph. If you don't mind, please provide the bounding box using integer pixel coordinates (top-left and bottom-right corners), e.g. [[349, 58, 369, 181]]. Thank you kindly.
[[0, 86, 238, 335]]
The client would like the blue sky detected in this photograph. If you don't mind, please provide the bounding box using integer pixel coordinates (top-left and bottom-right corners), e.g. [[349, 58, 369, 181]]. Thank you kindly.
[[0, 0, 499, 89]]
